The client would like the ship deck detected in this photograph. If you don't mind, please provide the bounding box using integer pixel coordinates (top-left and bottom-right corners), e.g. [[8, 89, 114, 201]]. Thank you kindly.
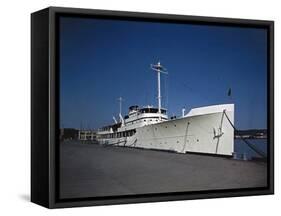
[[60, 140, 267, 199]]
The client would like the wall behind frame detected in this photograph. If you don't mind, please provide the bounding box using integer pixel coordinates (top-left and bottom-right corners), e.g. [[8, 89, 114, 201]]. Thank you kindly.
[[0, 0, 279, 215]]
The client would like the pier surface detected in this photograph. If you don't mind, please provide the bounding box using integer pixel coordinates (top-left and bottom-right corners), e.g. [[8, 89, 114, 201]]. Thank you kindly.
[[60, 141, 267, 199]]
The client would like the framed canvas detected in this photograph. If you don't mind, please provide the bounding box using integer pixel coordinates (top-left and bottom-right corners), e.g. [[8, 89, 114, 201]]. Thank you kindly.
[[31, 6, 274, 208]]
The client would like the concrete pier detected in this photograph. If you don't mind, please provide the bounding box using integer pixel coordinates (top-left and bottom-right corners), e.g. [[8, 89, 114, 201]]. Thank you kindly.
[[60, 141, 267, 199]]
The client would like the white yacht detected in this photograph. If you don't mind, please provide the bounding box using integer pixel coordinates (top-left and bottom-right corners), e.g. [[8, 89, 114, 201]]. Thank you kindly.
[[96, 62, 234, 156]]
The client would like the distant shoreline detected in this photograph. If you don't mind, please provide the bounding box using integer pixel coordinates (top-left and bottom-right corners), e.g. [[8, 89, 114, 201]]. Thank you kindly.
[[234, 137, 267, 140], [234, 129, 267, 139]]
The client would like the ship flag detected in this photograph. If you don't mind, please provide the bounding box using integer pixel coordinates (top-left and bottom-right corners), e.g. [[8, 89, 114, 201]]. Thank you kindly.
[[227, 88, 232, 97]]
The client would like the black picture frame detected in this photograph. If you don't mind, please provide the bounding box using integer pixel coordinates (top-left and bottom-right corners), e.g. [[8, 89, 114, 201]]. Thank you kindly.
[[31, 6, 274, 208]]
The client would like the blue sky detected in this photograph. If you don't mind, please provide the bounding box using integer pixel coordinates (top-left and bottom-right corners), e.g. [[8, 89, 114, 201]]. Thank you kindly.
[[60, 16, 267, 130]]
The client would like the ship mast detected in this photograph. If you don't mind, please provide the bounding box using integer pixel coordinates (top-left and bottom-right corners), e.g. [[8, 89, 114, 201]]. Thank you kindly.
[[117, 97, 123, 116], [151, 62, 168, 119], [117, 97, 124, 123]]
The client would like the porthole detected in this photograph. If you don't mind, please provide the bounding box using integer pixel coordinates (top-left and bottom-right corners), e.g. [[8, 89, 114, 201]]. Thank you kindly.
[[197, 139, 199, 142], [174, 125, 177, 127]]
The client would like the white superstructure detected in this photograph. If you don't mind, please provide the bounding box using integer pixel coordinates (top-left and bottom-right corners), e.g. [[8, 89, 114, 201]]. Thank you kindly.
[[96, 62, 234, 156]]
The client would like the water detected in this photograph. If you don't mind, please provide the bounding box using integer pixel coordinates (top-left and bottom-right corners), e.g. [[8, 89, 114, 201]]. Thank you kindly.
[[234, 139, 267, 160]]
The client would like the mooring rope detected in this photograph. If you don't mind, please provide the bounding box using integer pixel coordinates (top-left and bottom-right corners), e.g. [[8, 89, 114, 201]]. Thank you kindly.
[[223, 110, 266, 158], [103, 139, 126, 147], [127, 138, 138, 147]]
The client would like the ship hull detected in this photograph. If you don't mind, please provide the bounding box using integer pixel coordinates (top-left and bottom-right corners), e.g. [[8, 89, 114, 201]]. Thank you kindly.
[[98, 104, 234, 156]]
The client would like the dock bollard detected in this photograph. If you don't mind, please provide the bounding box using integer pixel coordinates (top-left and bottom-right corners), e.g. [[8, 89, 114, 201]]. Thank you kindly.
[[232, 152, 238, 160], [242, 153, 248, 161]]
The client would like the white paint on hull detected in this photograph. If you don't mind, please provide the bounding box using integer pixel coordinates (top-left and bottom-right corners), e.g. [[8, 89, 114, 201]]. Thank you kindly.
[[98, 104, 234, 156]]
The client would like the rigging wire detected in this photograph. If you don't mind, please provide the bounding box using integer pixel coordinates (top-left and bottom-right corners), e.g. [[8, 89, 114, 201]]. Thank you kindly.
[[223, 110, 266, 159]]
